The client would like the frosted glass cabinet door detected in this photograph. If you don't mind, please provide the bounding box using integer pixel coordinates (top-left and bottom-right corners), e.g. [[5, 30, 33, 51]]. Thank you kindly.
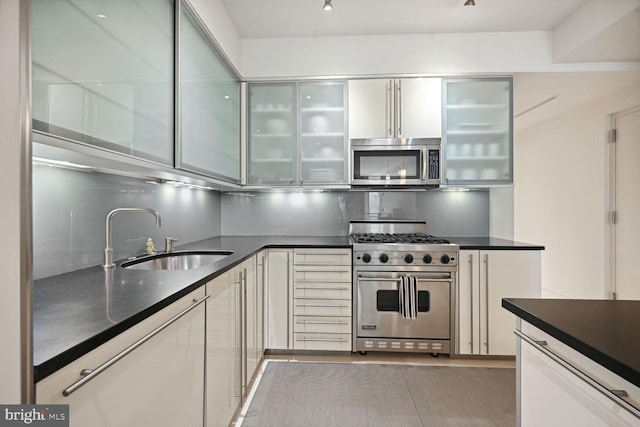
[[443, 78, 513, 185], [299, 81, 347, 184], [178, 5, 241, 182], [31, 0, 174, 165], [248, 83, 297, 185]]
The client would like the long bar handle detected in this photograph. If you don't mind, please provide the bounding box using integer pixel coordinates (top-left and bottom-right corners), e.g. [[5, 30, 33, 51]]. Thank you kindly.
[[515, 330, 640, 418], [296, 303, 349, 308], [358, 276, 452, 283], [295, 286, 350, 291], [296, 337, 350, 343], [396, 79, 402, 136], [63, 294, 211, 397], [484, 253, 489, 354], [469, 253, 474, 353], [295, 320, 349, 325], [295, 268, 351, 273], [386, 80, 393, 136]]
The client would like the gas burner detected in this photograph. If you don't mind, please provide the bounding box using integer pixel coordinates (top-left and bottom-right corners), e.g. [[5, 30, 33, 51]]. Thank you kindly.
[[351, 232, 450, 245]]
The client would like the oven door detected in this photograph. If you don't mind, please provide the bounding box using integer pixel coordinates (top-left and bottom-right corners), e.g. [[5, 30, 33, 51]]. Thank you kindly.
[[356, 272, 451, 339], [351, 146, 426, 186]]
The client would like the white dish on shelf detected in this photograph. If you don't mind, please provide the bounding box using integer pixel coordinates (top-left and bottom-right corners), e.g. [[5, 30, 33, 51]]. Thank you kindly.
[[265, 118, 287, 133], [308, 115, 330, 133]]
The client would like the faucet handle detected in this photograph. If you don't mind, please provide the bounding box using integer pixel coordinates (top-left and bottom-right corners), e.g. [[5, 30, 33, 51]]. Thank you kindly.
[[164, 237, 178, 253]]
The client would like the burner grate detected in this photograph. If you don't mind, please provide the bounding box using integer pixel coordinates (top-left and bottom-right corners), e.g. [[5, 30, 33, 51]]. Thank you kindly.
[[351, 233, 450, 244]]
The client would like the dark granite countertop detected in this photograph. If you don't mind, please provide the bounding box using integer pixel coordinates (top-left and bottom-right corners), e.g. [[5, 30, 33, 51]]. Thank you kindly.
[[33, 234, 541, 382], [450, 237, 545, 250], [33, 235, 350, 382], [502, 298, 640, 388]]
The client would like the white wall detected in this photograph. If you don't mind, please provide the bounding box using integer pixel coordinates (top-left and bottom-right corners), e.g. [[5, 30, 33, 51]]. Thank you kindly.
[[0, 0, 28, 403], [240, 32, 640, 79], [187, 0, 242, 72], [514, 80, 640, 299]]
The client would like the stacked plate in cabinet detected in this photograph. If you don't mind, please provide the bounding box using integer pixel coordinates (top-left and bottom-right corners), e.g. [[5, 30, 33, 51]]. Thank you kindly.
[[292, 248, 352, 351]]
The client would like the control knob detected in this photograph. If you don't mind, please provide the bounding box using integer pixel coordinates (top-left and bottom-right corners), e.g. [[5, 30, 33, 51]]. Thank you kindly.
[[441, 254, 450, 264], [362, 253, 372, 263], [423, 254, 432, 264], [379, 253, 389, 263], [404, 254, 414, 264]]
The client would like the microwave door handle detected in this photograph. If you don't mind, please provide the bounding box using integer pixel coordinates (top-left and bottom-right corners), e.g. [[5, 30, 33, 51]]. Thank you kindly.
[[421, 149, 427, 182]]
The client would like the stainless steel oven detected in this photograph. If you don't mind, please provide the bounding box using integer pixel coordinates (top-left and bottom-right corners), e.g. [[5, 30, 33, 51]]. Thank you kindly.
[[351, 221, 458, 355], [351, 138, 441, 187]]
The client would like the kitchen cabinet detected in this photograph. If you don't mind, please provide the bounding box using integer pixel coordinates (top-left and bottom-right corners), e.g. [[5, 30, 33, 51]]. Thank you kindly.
[[247, 81, 348, 186], [348, 78, 442, 139], [457, 250, 540, 356], [517, 321, 640, 426], [178, 3, 241, 183], [292, 248, 352, 351], [265, 249, 294, 349], [36, 288, 207, 427], [31, 0, 174, 165], [206, 255, 262, 427], [443, 77, 513, 186]]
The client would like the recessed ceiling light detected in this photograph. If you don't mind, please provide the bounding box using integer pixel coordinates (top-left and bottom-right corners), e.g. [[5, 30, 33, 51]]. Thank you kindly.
[[464, 0, 475, 5], [323, 0, 333, 11]]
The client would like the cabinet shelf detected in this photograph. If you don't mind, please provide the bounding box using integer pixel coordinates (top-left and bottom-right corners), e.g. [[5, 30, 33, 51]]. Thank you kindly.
[[446, 130, 508, 136], [301, 157, 345, 163], [251, 133, 293, 138], [300, 132, 344, 138], [251, 158, 294, 163], [251, 108, 293, 114], [446, 104, 507, 110]]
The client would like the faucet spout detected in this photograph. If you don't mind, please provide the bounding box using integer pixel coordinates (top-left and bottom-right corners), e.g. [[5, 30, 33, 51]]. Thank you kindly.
[[103, 208, 161, 269]]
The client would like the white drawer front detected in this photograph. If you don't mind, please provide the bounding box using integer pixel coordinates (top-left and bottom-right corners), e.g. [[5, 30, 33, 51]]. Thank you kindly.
[[294, 300, 351, 316], [293, 333, 351, 351], [294, 283, 351, 299], [294, 316, 351, 334], [294, 249, 351, 266], [294, 267, 351, 282]]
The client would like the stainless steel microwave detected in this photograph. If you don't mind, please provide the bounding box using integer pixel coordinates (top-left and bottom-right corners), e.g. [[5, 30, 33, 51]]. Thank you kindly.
[[350, 138, 441, 188]]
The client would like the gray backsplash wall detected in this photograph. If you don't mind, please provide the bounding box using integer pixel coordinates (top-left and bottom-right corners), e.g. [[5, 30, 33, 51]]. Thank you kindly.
[[33, 165, 221, 279], [221, 190, 490, 237]]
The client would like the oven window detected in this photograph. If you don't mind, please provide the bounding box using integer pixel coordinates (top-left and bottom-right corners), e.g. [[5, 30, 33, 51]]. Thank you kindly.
[[353, 150, 421, 180], [376, 290, 430, 312]]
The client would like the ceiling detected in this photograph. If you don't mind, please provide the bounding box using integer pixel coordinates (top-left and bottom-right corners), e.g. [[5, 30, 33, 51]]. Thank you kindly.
[[220, 0, 591, 39], [220, 0, 640, 130]]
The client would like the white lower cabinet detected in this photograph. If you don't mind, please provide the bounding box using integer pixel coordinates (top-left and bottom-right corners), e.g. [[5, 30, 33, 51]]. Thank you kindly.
[[265, 249, 294, 350], [206, 254, 263, 427], [264, 247, 353, 352], [518, 322, 640, 426], [36, 288, 207, 427], [292, 248, 352, 351], [457, 249, 541, 356]]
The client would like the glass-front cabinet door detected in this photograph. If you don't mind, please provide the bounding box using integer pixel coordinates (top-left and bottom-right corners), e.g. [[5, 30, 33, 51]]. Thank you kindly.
[[443, 77, 513, 186], [31, 0, 174, 165], [298, 82, 347, 185], [247, 83, 297, 185], [178, 4, 240, 182], [247, 81, 347, 187]]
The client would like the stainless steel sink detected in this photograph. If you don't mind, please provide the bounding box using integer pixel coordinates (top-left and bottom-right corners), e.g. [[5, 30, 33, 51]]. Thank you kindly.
[[121, 251, 233, 271]]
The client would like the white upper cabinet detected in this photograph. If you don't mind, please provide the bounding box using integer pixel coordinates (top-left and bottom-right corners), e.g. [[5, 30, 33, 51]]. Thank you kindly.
[[348, 78, 442, 139], [247, 81, 348, 186], [443, 77, 513, 186]]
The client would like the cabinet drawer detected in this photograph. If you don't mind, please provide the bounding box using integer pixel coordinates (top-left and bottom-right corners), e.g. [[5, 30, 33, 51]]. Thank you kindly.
[[521, 322, 640, 412], [294, 249, 351, 266], [294, 316, 351, 334], [294, 266, 351, 282], [294, 299, 351, 316], [293, 333, 351, 351], [294, 282, 351, 299]]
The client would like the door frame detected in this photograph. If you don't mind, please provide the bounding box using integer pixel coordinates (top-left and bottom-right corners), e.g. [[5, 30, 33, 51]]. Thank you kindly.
[[608, 105, 640, 299]]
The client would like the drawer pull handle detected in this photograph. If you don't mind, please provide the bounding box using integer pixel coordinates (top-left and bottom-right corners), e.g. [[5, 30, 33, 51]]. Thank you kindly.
[[297, 338, 349, 343], [612, 390, 629, 398], [296, 303, 349, 308], [296, 286, 350, 291], [296, 320, 349, 325], [534, 340, 548, 346], [62, 294, 211, 397]]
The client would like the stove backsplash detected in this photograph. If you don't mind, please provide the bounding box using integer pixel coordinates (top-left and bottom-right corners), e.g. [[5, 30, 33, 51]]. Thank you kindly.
[[221, 190, 490, 237]]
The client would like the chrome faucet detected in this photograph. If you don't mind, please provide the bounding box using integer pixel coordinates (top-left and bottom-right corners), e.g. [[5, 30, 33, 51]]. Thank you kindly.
[[103, 208, 161, 269]]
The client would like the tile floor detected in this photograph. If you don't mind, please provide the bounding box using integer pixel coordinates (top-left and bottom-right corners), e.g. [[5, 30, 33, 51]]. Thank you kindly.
[[233, 352, 515, 425]]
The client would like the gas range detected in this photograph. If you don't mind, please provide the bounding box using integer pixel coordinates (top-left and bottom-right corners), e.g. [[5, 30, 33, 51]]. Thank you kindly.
[[350, 221, 459, 268], [350, 220, 458, 355]]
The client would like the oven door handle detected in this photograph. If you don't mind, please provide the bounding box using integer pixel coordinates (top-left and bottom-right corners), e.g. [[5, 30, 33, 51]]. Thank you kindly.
[[357, 275, 452, 282]]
